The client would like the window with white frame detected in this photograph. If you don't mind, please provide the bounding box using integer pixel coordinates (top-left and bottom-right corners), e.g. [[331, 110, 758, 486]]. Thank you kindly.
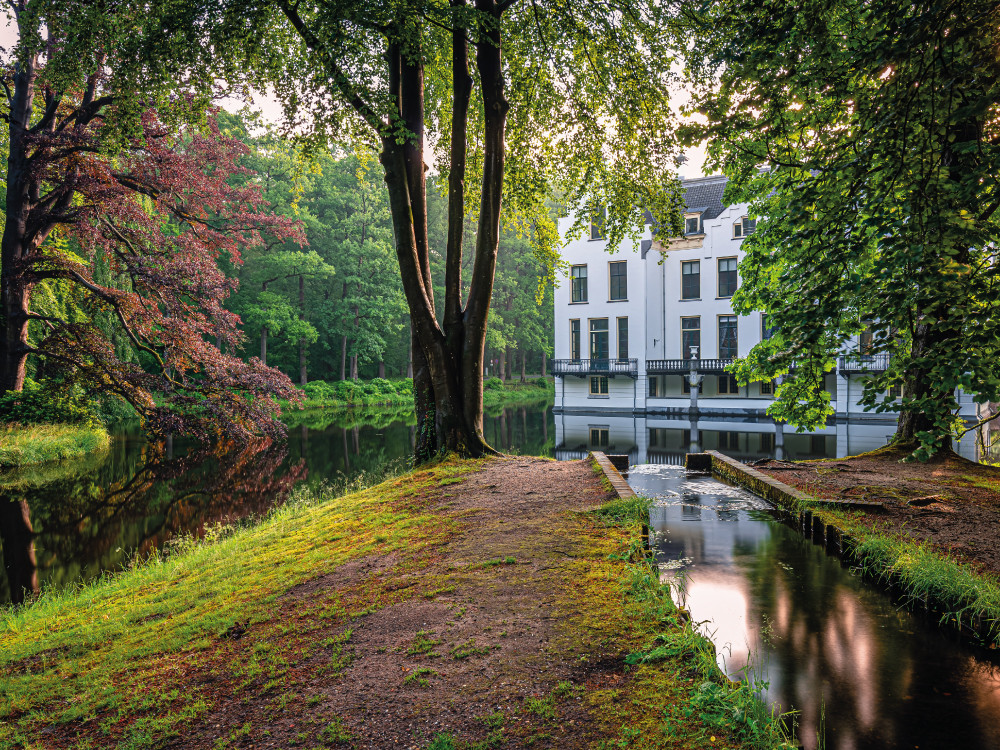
[[718, 257, 738, 298], [589, 376, 609, 396], [589, 426, 610, 446], [681, 260, 700, 299], [589, 318, 609, 360], [718, 315, 738, 358], [617, 317, 629, 359], [681, 316, 701, 360]]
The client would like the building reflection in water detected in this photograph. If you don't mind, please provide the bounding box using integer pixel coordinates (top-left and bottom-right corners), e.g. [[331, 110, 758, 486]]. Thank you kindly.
[[554, 412, 980, 464], [629, 464, 1000, 750]]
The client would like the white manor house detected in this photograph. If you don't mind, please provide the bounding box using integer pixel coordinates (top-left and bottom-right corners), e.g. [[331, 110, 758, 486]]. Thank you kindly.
[[552, 174, 980, 422]]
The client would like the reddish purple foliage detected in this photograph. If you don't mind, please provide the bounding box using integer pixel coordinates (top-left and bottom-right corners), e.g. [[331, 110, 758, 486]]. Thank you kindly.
[[20, 109, 305, 441]]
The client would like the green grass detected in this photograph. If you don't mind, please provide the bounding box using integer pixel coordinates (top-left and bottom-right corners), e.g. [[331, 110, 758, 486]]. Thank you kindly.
[[0, 422, 110, 468], [584, 497, 794, 750], [0, 457, 478, 748], [820, 508, 1000, 641], [281, 377, 553, 428]]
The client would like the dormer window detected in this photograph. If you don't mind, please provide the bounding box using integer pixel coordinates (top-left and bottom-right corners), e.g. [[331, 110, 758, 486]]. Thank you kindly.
[[684, 215, 703, 235], [590, 206, 607, 240], [734, 216, 757, 238]]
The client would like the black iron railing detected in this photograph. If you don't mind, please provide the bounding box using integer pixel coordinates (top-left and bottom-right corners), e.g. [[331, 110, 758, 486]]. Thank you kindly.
[[838, 353, 891, 374], [646, 358, 735, 374], [550, 358, 638, 378]]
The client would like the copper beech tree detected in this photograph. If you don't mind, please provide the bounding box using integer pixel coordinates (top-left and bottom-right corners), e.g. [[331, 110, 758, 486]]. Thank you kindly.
[[1, 8, 303, 440]]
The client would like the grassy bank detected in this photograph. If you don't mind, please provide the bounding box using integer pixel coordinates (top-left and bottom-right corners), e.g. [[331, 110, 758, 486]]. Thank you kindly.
[[1, 455, 787, 750], [283, 376, 554, 418], [808, 502, 1000, 642], [0, 423, 110, 469], [754, 448, 1000, 643]]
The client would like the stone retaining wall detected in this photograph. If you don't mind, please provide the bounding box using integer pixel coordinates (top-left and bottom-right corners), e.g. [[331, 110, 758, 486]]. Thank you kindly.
[[590, 451, 636, 500]]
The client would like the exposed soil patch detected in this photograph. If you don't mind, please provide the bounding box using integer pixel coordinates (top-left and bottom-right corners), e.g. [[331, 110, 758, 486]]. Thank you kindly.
[[753, 448, 1000, 575], [7, 455, 760, 750]]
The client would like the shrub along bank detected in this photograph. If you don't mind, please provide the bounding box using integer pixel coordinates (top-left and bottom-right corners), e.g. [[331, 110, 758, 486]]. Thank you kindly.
[[0, 455, 789, 750], [287, 376, 553, 413], [0, 379, 118, 468]]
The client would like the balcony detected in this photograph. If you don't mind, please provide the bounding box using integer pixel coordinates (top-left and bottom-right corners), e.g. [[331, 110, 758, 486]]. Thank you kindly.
[[838, 353, 891, 375], [646, 358, 735, 374], [551, 358, 638, 379]]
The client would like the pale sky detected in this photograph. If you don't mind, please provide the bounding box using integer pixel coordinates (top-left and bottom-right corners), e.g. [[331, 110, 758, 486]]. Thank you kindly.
[[0, 14, 708, 178]]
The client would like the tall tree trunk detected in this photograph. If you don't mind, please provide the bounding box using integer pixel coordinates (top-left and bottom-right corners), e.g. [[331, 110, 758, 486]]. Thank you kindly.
[[0, 47, 39, 396], [260, 278, 270, 366], [378, 360, 385, 378], [498, 349, 506, 381], [520, 349, 526, 382], [541, 350, 547, 377], [340, 335, 348, 381], [298, 273, 307, 386], [350, 354, 358, 381], [895, 320, 955, 451], [372, 4, 508, 462]]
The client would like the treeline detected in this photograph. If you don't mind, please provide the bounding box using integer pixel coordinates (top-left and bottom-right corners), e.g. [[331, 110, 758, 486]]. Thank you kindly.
[[219, 114, 554, 385]]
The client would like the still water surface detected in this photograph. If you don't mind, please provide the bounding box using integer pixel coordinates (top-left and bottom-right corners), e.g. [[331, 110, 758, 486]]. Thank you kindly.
[[0, 405, 553, 604], [631, 464, 1000, 750], [3, 405, 1000, 750]]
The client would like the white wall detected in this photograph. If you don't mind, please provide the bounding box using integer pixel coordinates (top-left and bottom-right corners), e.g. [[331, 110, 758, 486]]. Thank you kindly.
[[553, 214, 650, 412]]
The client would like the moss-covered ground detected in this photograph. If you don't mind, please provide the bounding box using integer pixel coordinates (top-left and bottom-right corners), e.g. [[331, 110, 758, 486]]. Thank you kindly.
[[1, 455, 787, 749], [0, 423, 110, 468]]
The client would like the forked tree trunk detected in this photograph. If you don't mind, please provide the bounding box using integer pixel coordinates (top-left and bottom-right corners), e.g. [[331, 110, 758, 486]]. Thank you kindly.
[[375, 6, 509, 462]]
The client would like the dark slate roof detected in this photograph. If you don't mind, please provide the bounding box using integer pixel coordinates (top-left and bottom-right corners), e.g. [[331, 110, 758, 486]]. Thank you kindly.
[[681, 175, 728, 220]]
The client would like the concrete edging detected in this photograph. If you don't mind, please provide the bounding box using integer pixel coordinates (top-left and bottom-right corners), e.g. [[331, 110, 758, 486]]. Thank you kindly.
[[590, 451, 636, 500], [686, 449, 996, 644]]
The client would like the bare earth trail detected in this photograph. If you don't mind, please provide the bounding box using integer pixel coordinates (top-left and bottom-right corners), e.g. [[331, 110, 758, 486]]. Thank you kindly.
[[2, 456, 757, 749], [241, 457, 622, 750]]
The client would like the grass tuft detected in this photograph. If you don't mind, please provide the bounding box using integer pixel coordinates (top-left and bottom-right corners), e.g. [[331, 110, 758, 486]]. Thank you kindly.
[[0, 423, 109, 468]]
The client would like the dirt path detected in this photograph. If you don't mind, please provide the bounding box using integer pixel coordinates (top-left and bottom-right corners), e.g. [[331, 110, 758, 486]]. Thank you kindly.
[[258, 457, 619, 750], [755, 448, 1000, 575]]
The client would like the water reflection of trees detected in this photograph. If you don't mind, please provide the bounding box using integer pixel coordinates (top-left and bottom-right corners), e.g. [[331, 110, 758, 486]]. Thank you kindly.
[[741, 525, 1000, 750], [1, 403, 556, 606], [0, 438, 304, 605]]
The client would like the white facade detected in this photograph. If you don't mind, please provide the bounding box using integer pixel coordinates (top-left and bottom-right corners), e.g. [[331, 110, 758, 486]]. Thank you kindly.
[[553, 175, 979, 421]]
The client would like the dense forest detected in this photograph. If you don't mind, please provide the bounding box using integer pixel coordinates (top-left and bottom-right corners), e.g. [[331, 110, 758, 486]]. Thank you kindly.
[[215, 114, 554, 386], [5, 109, 555, 416]]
